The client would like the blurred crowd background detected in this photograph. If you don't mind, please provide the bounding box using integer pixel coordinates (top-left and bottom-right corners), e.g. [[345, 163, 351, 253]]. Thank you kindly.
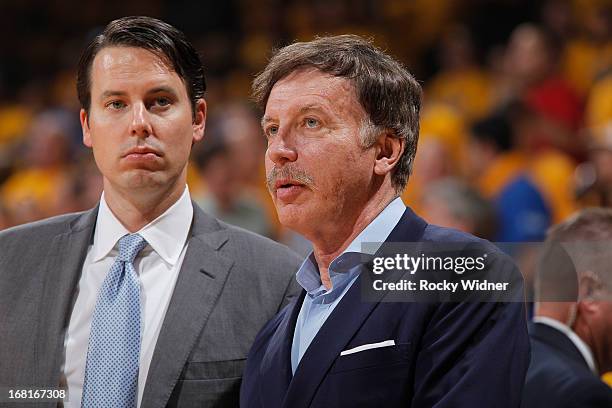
[[0, 0, 611, 253], [1, 0, 612, 387]]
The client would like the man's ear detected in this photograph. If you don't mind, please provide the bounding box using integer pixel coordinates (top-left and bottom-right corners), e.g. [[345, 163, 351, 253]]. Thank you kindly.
[[192, 98, 207, 144], [578, 271, 603, 300], [577, 271, 603, 317], [80, 109, 92, 148], [373, 130, 405, 176]]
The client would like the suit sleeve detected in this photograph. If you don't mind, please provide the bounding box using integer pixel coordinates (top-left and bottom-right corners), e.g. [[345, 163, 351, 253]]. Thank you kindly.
[[411, 252, 530, 408]]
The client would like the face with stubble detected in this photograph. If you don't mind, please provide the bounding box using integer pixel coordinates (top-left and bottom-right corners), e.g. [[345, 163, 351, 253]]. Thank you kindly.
[[262, 68, 378, 238]]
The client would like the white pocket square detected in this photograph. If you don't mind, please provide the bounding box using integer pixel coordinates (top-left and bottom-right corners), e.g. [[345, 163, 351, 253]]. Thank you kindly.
[[340, 340, 396, 356]]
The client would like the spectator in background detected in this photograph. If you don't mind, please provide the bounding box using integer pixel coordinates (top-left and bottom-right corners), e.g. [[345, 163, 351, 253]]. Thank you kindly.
[[0, 102, 31, 166], [420, 178, 497, 240], [577, 70, 612, 207], [539, 0, 574, 48], [194, 135, 274, 238], [585, 69, 612, 131], [522, 208, 612, 407], [215, 103, 281, 236], [510, 99, 580, 223], [217, 103, 267, 191], [192, 102, 279, 239], [402, 103, 467, 213], [468, 109, 551, 241], [498, 24, 574, 105], [427, 25, 493, 121], [1, 110, 74, 224], [577, 124, 612, 207], [493, 24, 582, 225], [562, 1, 612, 97]]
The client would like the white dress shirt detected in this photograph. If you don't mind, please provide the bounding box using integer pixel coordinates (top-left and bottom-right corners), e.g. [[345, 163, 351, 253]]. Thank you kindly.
[[61, 186, 193, 407], [533, 316, 597, 373]]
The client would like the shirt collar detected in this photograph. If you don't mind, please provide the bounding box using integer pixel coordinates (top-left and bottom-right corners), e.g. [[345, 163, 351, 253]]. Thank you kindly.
[[533, 316, 598, 373], [296, 197, 406, 296], [340, 196, 406, 257], [92, 186, 193, 266]]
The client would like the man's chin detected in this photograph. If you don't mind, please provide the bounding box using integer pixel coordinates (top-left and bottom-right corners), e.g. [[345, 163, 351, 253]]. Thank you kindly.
[[122, 171, 167, 190], [276, 205, 308, 231]]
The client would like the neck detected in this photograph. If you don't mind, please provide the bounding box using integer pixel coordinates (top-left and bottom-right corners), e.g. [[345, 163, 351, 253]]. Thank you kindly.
[[103, 181, 186, 232], [310, 190, 398, 289], [573, 318, 606, 375], [534, 303, 572, 325]]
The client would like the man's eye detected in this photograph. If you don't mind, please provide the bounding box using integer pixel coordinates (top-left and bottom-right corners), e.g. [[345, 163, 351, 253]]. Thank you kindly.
[[267, 125, 279, 136], [305, 118, 319, 128], [108, 101, 126, 110], [155, 97, 171, 107]]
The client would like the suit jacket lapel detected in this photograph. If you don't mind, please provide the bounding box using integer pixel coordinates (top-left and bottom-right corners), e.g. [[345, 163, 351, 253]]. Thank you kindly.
[[37, 208, 98, 388], [282, 207, 427, 408], [259, 290, 305, 407], [141, 204, 235, 408]]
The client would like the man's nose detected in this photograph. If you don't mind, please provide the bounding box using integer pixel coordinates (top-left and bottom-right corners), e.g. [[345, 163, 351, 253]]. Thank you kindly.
[[130, 102, 153, 137], [267, 130, 298, 165]]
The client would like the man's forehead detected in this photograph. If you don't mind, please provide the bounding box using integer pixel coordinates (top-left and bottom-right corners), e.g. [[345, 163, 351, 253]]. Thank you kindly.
[[265, 68, 360, 116], [272, 68, 353, 96], [91, 46, 176, 80], [90, 46, 185, 94]]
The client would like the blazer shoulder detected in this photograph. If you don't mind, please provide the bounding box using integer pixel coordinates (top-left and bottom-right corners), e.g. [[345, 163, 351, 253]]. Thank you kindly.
[[421, 223, 504, 256], [422, 223, 487, 244], [525, 358, 612, 407], [192, 204, 300, 262], [529, 335, 595, 382], [0, 211, 87, 243], [524, 336, 610, 406], [219, 220, 302, 265]]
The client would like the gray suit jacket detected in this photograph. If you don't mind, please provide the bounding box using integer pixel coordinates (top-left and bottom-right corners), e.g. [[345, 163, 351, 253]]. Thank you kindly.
[[0, 203, 301, 407]]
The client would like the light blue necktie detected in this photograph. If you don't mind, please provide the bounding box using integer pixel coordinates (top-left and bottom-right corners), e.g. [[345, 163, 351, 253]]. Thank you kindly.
[[81, 233, 147, 408]]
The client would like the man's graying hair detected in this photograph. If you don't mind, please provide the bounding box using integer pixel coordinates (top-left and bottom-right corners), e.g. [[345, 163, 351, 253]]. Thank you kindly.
[[252, 35, 422, 193]]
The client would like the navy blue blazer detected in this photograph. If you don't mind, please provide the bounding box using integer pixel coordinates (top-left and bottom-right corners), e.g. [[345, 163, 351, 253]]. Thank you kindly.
[[240, 207, 530, 407], [522, 322, 612, 408]]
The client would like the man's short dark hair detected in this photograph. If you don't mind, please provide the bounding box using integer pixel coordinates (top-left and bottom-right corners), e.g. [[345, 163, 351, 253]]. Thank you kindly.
[[252, 35, 422, 193], [76, 16, 205, 117]]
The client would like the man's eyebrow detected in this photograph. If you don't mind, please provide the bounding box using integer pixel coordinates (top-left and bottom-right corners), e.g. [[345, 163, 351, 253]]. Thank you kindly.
[[297, 104, 325, 114], [147, 86, 179, 97], [100, 90, 127, 100], [298, 103, 332, 115], [260, 104, 328, 128], [99, 87, 179, 100], [261, 116, 275, 129]]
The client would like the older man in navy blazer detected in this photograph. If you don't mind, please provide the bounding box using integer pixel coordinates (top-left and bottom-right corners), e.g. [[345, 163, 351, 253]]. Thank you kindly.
[[240, 35, 530, 407]]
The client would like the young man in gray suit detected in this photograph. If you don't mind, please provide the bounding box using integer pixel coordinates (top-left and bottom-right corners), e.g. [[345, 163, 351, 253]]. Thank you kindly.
[[0, 16, 300, 408]]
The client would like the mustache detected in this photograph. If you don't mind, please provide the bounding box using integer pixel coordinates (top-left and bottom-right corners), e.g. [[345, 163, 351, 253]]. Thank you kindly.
[[266, 165, 315, 191]]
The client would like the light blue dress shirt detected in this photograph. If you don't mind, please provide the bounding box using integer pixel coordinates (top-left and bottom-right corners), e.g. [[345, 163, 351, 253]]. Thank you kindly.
[[291, 197, 406, 373]]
